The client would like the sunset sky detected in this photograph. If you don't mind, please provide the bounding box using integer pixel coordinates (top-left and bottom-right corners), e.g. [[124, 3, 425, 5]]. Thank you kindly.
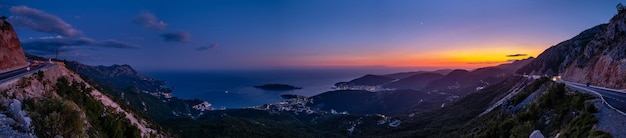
[[1, 0, 621, 70]]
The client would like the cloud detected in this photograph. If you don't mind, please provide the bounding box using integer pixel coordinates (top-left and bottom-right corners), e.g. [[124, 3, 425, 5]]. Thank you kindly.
[[29, 35, 64, 40], [95, 40, 139, 49], [160, 32, 190, 42], [506, 54, 528, 57], [195, 43, 218, 51], [22, 37, 95, 47], [62, 52, 97, 59], [22, 38, 137, 57], [21, 37, 95, 55], [9, 6, 82, 37], [133, 12, 168, 30]]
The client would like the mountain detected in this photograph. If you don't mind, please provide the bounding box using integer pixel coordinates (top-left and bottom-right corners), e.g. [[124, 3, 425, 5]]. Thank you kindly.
[[423, 58, 533, 95], [334, 74, 394, 87], [307, 89, 447, 115], [494, 57, 535, 72], [316, 58, 533, 116], [64, 61, 208, 122], [384, 69, 453, 79], [65, 61, 171, 93], [518, 9, 626, 89], [335, 69, 455, 91], [372, 77, 611, 137], [516, 24, 606, 76], [382, 73, 444, 90], [0, 19, 27, 71], [452, 9, 626, 137], [0, 62, 168, 137], [551, 10, 626, 89], [422, 69, 472, 91], [1, 20, 169, 137]]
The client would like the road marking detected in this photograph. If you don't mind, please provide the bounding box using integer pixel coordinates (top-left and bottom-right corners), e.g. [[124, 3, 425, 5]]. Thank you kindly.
[[561, 81, 626, 116]]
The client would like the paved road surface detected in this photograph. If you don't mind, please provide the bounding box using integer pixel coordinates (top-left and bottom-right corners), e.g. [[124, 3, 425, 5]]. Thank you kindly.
[[562, 81, 626, 115], [0, 63, 50, 84]]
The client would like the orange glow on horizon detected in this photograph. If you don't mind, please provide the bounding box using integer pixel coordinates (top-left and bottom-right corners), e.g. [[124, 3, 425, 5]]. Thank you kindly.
[[295, 45, 543, 70]]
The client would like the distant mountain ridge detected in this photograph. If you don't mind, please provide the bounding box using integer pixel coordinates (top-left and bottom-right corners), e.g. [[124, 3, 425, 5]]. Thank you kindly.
[[66, 61, 171, 93], [419, 58, 533, 93], [383, 73, 444, 90], [336, 58, 532, 93], [336, 74, 395, 87], [384, 69, 453, 79], [310, 58, 533, 115]]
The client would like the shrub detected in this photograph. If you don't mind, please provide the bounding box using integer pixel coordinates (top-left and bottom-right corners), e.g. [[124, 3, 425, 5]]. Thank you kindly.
[[561, 113, 597, 137], [36, 71, 44, 82], [24, 98, 85, 137], [17, 77, 31, 88]]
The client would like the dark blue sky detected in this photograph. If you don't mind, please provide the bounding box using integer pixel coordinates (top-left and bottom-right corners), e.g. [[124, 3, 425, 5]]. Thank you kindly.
[[0, 0, 622, 70]]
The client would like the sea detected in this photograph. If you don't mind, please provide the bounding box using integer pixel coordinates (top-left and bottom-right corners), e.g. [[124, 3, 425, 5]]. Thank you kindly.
[[144, 68, 415, 108]]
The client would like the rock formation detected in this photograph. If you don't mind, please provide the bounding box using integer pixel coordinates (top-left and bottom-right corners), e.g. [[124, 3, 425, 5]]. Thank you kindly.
[[561, 10, 626, 88], [518, 9, 626, 89], [0, 18, 28, 72]]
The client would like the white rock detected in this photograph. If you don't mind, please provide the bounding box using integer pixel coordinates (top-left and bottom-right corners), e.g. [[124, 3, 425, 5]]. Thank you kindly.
[[529, 130, 545, 138], [389, 120, 401, 127]]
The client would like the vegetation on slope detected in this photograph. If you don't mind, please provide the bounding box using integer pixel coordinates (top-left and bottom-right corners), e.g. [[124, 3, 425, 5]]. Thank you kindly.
[[472, 82, 610, 137], [65, 61, 203, 120], [64, 61, 202, 136], [22, 74, 141, 137], [351, 76, 525, 137], [25, 98, 84, 137], [509, 77, 549, 105]]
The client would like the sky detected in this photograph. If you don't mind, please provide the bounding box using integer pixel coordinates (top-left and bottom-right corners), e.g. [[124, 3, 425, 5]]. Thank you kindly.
[[0, 0, 623, 71]]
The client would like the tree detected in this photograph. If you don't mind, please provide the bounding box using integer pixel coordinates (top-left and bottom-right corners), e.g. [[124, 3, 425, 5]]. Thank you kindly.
[[618, 3, 625, 13]]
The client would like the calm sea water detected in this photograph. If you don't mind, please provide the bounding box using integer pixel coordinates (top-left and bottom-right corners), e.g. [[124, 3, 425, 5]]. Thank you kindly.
[[143, 68, 413, 108]]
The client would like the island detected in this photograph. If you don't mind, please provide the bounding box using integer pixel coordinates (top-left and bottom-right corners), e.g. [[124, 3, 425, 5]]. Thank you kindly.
[[254, 84, 302, 91]]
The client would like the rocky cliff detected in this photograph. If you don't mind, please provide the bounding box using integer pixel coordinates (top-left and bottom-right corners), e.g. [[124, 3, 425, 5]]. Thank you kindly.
[[518, 10, 626, 89], [516, 24, 606, 76], [562, 10, 626, 88], [0, 19, 28, 71]]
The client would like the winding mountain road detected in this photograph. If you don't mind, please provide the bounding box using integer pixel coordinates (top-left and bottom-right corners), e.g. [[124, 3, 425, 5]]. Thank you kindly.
[[0, 63, 51, 84], [561, 80, 626, 115]]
